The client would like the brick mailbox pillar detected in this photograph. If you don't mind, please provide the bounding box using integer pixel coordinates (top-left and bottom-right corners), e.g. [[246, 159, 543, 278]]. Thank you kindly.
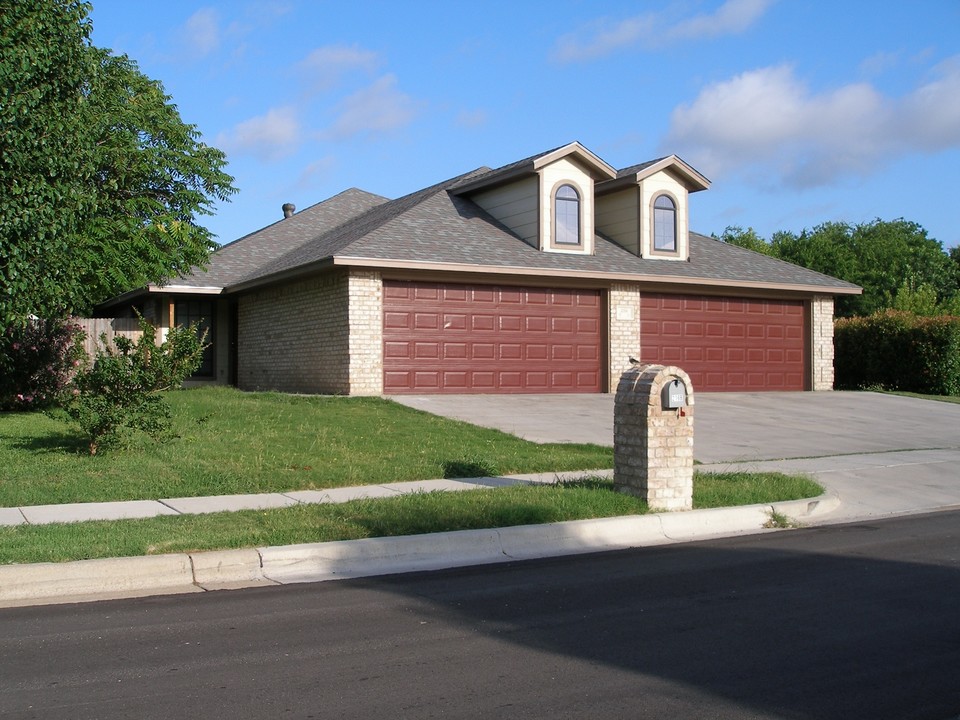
[[614, 364, 694, 511]]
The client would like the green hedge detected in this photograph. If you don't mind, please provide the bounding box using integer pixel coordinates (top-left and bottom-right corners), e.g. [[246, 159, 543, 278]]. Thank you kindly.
[[835, 310, 960, 395]]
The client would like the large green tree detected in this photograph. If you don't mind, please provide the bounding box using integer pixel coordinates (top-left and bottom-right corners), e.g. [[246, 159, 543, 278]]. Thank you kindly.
[[0, 0, 235, 327], [719, 219, 957, 317]]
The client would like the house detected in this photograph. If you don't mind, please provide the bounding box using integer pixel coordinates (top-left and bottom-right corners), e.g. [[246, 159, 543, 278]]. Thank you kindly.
[[96, 142, 861, 395]]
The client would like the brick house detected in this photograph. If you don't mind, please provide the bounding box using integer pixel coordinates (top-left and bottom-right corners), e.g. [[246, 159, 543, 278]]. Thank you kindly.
[[96, 142, 860, 394]]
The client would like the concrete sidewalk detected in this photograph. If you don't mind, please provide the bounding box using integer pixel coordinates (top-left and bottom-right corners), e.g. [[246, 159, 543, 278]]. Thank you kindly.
[[3, 446, 960, 608], [0, 470, 603, 527]]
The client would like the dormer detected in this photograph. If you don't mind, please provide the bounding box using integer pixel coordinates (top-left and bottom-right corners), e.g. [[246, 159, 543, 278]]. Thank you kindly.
[[595, 156, 710, 262], [452, 142, 616, 256]]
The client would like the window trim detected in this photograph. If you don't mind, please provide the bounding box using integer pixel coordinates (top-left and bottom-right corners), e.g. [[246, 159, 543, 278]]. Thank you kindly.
[[550, 181, 583, 249], [651, 192, 679, 256]]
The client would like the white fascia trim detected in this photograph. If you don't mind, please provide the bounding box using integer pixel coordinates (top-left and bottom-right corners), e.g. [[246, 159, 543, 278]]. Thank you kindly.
[[333, 257, 863, 295], [154, 285, 224, 295], [534, 142, 617, 180]]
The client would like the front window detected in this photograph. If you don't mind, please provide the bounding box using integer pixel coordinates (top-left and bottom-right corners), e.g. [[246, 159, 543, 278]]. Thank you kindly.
[[554, 184, 581, 245], [653, 194, 677, 252]]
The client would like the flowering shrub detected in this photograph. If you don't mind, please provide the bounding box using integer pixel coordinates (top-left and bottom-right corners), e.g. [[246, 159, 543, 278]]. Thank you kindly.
[[61, 315, 206, 454], [0, 318, 86, 411]]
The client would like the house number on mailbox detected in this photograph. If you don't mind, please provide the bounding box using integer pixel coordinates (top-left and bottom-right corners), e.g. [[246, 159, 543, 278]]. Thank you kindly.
[[661, 379, 686, 409]]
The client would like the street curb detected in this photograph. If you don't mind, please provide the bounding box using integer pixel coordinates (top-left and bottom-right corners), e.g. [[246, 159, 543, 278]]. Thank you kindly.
[[0, 492, 839, 607]]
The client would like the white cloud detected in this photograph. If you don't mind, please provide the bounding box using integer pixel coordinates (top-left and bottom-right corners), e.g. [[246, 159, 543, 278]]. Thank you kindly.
[[455, 108, 489, 128], [669, 0, 773, 40], [297, 157, 337, 189], [217, 106, 300, 161], [552, 0, 773, 62], [323, 75, 419, 139], [298, 44, 381, 93], [181, 8, 220, 57], [662, 57, 960, 189]]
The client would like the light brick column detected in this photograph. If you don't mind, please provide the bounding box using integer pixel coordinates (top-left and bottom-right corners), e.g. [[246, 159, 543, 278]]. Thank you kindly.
[[614, 364, 694, 511], [607, 282, 641, 391], [347, 269, 383, 396], [810, 295, 835, 391]]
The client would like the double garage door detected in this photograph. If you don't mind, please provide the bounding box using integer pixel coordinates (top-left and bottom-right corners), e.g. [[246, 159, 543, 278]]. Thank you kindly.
[[639, 293, 806, 392], [382, 281, 807, 394], [383, 280, 602, 393]]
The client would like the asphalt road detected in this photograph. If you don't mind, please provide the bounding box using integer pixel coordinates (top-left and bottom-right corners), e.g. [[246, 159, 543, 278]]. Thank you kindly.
[[2, 511, 959, 720]]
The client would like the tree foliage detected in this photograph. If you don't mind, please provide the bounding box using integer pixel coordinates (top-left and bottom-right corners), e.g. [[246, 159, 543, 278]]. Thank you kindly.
[[0, 0, 235, 327], [718, 219, 958, 317]]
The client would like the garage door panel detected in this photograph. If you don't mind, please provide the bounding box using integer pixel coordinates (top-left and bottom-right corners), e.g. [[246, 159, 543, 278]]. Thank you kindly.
[[384, 281, 602, 394], [383, 311, 411, 330], [641, 293, 806, 392], [472, 343, 495, 360], [444, 343, 467, 359]]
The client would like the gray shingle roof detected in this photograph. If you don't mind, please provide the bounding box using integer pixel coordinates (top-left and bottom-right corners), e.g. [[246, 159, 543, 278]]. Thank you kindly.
[[173, 188, 387, 288], [175, 157, 858, 296]]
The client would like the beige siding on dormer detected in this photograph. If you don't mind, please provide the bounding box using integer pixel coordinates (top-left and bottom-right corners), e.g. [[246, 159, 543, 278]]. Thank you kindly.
[[471, 176, 539, 247], [596, 187, 640, 255], [538, 157, 596, 254], [639, 170, 690, 261]]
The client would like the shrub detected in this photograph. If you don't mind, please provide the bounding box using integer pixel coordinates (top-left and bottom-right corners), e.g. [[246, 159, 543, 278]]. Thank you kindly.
[[0, 318, 86, 410], [61, 316, 206, 454], [835, 310, 960, 395]]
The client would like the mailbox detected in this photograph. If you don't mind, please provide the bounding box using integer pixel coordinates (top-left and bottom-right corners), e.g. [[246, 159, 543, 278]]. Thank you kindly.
[[661, 378, 687, 410]]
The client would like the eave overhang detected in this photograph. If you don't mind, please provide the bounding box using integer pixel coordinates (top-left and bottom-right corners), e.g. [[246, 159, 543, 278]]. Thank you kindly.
[[598, 155, 711, 195]]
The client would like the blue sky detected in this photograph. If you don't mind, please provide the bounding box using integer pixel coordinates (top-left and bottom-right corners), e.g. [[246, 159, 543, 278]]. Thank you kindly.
[[89, 0, 960, 250]]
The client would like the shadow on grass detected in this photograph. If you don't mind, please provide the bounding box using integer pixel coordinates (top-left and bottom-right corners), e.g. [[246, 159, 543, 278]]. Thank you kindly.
[[0, 429, 88, 455], [442, 459, 500, 479]]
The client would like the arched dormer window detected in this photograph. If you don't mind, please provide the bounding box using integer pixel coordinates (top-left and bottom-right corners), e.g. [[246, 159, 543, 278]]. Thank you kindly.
[[554, 184, 581, 245], [653, 194, 677, 252]]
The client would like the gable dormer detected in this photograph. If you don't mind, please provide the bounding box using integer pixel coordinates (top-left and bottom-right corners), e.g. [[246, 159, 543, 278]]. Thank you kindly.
[[452, 142, 616, 256], [595, 156, 710, 262]]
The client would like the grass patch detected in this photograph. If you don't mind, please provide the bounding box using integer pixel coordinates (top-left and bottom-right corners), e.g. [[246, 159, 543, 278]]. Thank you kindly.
[[0, 386, 612, 506], [877, 390, 960, 405], [692, 470, 822, 508], [0, 472, 821, 565]]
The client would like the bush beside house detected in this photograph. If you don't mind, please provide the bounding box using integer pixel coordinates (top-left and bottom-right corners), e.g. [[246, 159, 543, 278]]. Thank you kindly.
[[835, 311, 960, 395]]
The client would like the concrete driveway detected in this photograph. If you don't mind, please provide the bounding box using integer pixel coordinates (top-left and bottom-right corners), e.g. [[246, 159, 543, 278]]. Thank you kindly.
[[391, 391, 960, 464]]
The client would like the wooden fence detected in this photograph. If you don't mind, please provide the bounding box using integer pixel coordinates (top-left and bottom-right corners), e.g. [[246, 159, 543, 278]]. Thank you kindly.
[[75, 317, 145, 358]]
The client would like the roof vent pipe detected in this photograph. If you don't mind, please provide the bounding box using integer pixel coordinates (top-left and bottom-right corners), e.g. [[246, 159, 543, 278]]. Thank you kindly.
[[282, 203, 296, 219]]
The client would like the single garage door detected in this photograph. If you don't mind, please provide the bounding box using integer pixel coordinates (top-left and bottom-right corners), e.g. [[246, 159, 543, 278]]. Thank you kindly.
[[640, 293, 806, 391], [383, 280, 602, 393]]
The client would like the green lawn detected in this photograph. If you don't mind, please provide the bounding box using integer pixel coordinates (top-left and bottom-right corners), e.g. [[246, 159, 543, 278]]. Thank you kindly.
[[0, 386, 823, 565], [0, 386, 613, 506], [0, 472, 822, 564]]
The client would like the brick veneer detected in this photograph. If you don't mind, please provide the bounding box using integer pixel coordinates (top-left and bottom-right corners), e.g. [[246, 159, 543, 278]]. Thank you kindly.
[[237, 271, 351, 394], [810, 295, 835, 391], [614, 365, 694, 511], [346, 269, 384, 395], [236, 269, 384, 395], [608, 283, 641, 391]]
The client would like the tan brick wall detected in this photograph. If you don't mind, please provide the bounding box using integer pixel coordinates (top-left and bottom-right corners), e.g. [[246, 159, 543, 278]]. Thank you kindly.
[[236, 271, 351, 394], [347, 269, 383, 395], [811, 295, 835, 391], [608, 282, 641, 392]]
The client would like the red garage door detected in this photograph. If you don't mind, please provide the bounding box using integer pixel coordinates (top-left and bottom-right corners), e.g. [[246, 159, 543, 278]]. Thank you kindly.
[[383, 281, 602, 394], [640, 293, 806, 392]]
